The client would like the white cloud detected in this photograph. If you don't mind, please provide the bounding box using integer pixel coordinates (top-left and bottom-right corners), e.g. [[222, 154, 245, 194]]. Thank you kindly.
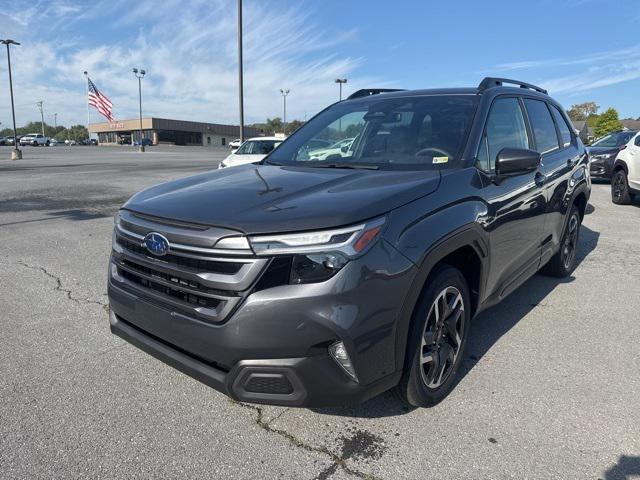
[[490, 43, 640, 96], [0, 0, 375, 128]]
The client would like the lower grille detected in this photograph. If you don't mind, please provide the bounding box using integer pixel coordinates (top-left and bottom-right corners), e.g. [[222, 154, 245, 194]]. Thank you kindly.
[[119, 268, 221, 309]]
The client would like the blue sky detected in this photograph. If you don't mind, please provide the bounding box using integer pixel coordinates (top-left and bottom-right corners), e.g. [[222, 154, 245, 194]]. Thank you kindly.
[[1, 0, 640, 129]]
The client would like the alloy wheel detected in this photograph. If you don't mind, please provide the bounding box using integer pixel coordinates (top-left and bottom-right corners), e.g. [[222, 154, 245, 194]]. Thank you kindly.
[[420, 286, 465, 389], [562, 214, 579, 270], [613, 174, 624, 201]]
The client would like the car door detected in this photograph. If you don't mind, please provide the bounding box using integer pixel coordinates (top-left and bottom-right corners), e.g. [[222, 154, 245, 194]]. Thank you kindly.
[[523, 99, 579, 264], [476, 96, 548, 302]]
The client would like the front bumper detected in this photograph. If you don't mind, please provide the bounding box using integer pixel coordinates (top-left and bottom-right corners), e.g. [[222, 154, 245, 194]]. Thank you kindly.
[[108, 240, 416, 407], [589, 158, 614, 179]]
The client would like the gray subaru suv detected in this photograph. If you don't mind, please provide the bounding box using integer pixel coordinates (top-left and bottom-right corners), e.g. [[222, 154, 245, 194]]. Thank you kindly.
[[108, 78, 590, 407]]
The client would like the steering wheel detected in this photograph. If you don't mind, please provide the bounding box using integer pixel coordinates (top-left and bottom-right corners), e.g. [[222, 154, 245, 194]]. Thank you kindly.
[[415, 147, 453, 159]]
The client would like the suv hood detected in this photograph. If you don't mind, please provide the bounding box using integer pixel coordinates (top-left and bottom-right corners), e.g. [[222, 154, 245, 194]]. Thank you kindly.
[[123, 164, 441, 234]]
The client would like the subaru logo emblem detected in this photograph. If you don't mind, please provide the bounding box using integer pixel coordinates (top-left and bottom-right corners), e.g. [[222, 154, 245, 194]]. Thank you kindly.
[[143, 232, 170, 256]]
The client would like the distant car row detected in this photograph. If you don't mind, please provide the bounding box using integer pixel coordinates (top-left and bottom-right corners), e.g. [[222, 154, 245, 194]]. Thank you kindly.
[[587, 130, 640, 204], [0, 134, 98, 146]]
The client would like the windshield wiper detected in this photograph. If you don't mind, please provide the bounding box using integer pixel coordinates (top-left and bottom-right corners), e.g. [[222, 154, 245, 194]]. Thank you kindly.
[[263, 159, 284, 166], [312, 163, 379, 170]]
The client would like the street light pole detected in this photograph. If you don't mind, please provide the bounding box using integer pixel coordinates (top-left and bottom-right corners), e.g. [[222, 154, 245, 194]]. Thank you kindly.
[[237, 0, 245, 143], [36, 101, 45, 136], [1, 39, 22, 160], [54, 113, 57, 129], [132, 68, 146, 152], [335, 78, 347, 101], [279, 89, 289, 135]]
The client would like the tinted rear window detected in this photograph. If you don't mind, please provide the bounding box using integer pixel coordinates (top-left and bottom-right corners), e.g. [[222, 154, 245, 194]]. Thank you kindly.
[[524, 99, 559, 154]]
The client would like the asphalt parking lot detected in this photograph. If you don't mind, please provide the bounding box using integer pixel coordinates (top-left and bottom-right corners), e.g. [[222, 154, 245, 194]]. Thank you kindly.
[[1, 145, 638, 479]]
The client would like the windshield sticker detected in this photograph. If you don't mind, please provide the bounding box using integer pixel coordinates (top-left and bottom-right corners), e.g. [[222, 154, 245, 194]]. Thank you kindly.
[[432, 156, 449, 164]]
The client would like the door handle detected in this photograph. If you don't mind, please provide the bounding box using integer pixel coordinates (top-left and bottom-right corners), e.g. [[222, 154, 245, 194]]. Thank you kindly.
[[567, 158, 578, 168], [534, 171, 546, 186]]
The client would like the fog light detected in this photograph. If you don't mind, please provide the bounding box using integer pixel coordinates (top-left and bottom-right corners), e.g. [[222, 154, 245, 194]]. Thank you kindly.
[[329, 341, 358, 382]]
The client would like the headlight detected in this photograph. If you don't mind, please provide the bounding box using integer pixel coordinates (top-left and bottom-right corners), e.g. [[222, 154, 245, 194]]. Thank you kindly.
[[249, 217, 385, 284], [591, 153, 613, 161]]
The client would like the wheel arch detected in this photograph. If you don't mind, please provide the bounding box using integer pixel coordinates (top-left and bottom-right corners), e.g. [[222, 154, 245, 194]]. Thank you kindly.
[[393, 225, 488, 374], [613, 159, 629, 174]]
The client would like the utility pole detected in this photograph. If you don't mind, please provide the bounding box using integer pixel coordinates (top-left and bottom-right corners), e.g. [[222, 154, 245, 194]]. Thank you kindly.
[[132, 68, 146, 152], [1, 39, 22, 160], [280, 89, 289, 135], [53, 113, 57, 129], [36, 101, 45, 136], [237, 0, 245, 142]]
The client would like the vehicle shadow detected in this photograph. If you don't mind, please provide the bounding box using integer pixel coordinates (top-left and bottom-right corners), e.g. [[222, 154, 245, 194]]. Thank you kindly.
[[603, 455, 640, 480], [312, 224, 600, 418]]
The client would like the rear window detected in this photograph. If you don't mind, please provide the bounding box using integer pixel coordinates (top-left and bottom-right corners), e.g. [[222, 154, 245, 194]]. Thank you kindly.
[[550, 106, 572, 148], [524, 99, 559, 154]]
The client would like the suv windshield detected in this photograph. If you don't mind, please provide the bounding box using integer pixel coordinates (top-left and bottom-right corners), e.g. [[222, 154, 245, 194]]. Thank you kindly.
[[236, 139, 282, 155], [267, 95, 478, 170], [591, 131, 637, 148]]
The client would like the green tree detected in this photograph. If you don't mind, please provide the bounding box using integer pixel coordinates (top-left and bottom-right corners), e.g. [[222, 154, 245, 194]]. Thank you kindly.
[[594, 108, 623, 138], [567, 102, 599, 122]]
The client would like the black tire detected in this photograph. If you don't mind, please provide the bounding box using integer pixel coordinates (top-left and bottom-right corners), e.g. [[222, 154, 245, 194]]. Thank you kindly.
[[541, 205, 581, 278], [396, 264, 471, 407], [611, 169, 633, 205]]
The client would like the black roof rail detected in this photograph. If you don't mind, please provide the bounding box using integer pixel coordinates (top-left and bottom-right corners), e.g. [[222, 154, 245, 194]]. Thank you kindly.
[[478, 77, 548, 95], [346, 88, 405, 100]]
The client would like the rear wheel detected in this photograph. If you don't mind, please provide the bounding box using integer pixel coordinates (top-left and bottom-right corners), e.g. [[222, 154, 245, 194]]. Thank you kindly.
[[396, 265, 470, 407], [612, 169, 634, 205], [541, 205, 581, 277]]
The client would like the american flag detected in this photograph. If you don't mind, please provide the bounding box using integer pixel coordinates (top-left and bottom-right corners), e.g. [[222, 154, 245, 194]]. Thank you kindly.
[[87, 77, 114, 122]]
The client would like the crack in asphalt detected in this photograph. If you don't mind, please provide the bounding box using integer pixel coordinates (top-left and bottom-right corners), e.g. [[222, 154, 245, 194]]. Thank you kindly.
[[15, 260, 109, 312], [233, 401, 382, 480], [10, 258, 383, 478]]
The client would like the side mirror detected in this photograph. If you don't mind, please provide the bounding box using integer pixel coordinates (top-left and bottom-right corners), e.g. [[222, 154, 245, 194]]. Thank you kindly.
[[495, 148, 541, 176], [341, 145, 349, 153]]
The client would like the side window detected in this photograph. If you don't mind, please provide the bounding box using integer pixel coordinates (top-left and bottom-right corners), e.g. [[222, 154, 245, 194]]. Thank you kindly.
[[550, 105, 573, 148], [477, 97, 529, 172], [635, 135, 640, 147], [524, 99, 560, 154]]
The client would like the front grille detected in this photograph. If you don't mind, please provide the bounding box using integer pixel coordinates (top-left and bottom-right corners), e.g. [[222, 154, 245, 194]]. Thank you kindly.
[[119, 268, 221, 309], [117, 237, 243, 275], [111, 211, 269, 323]]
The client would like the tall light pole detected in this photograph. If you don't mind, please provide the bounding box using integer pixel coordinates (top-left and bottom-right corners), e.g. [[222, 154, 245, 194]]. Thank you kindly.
[[132, 68, 146, 152], [335, 78, 347, 101], [53, 113, 57, 130], [36, 101, 45, 136], [237, 0, 245, 143], [280, 89, 289, 135], [1, 39, 22, 160]]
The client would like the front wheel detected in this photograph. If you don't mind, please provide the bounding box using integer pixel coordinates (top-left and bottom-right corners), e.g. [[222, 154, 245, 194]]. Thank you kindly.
[[611, 169, 634, 205], [396, 265, 471, 407]]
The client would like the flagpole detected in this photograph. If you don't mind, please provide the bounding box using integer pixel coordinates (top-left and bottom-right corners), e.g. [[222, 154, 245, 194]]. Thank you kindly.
[[83, 71, 90, 131]]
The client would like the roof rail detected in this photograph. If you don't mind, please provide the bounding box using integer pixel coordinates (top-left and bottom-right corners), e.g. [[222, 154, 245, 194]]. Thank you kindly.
[[478, 77, 548, 95], [346, 88, 405, 100]]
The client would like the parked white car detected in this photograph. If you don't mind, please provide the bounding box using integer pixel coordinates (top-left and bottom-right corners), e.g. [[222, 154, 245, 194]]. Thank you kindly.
[[307, 137, 355, 161], [611, 131, 640, 204], [229, 138, 242, 151], [20, 133, 50, 146], [218, 136, 285, 169]]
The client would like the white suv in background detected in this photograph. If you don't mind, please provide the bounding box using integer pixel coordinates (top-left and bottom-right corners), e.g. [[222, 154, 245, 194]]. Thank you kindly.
[[611, 131, 640, 204]]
